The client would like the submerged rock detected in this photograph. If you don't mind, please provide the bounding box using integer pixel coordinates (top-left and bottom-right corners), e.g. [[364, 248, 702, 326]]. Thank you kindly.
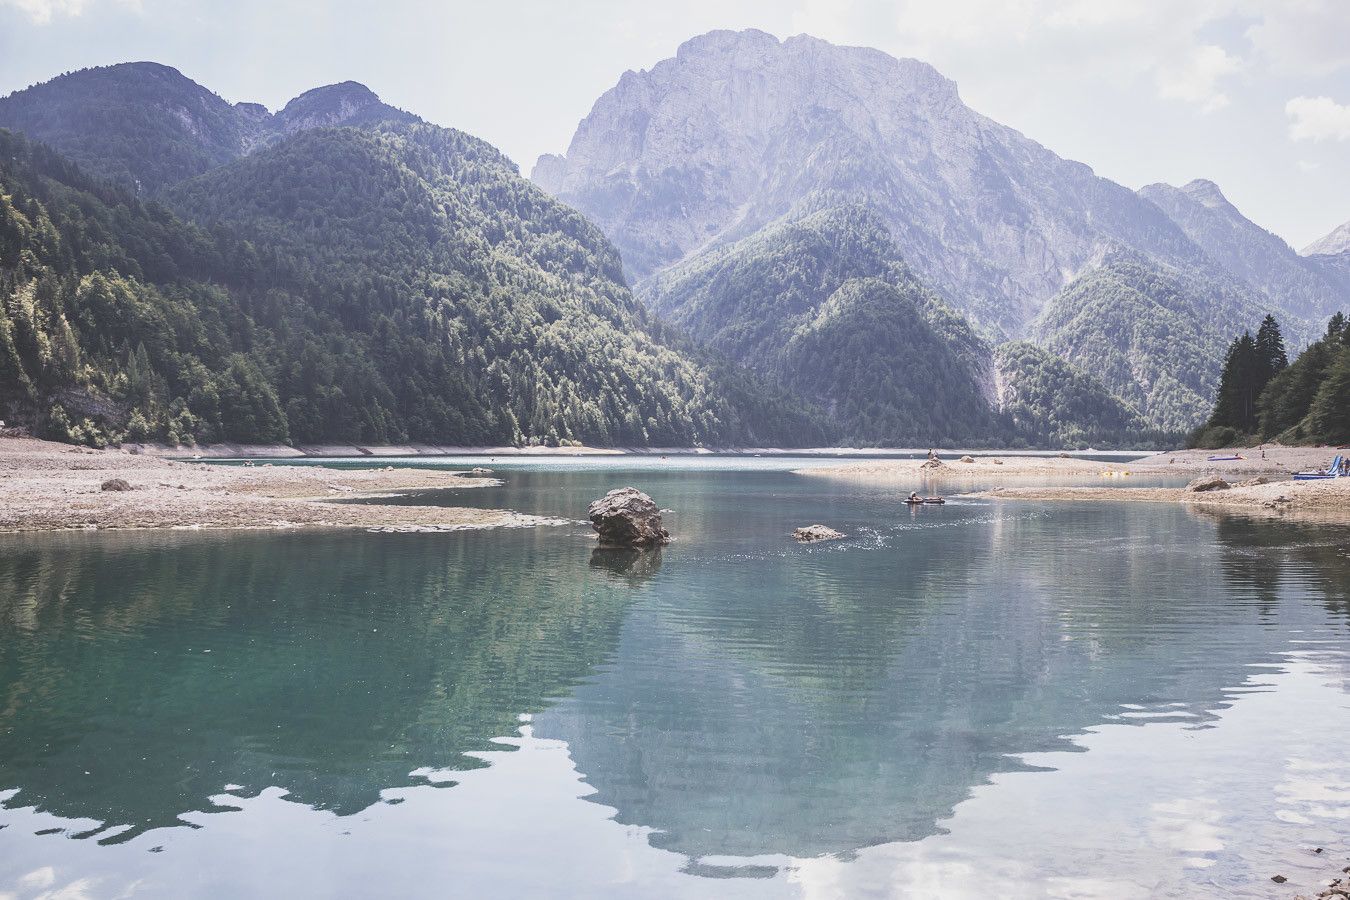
[[794, 524, 845, 542], [100, 478, 133, 492], [1187, 475, 1231, 492], [588, 487, 669, 547]]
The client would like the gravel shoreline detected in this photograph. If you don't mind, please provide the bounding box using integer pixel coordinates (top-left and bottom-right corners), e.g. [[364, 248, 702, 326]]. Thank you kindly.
[[0, 437, 555, 533]]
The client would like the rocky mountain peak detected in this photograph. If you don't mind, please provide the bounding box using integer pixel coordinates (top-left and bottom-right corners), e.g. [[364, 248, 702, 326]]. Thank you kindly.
[[275, 81, 383, 132], [532, 29, 1194, 334], [1303, 219, 1350, 257], [1179, 178, 1233, 209]]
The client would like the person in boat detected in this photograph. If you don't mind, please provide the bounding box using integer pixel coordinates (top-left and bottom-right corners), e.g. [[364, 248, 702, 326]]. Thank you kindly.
[[909, 491, 921, 502]]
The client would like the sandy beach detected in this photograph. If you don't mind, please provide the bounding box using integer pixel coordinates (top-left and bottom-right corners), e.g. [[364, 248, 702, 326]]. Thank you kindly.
[[0, 436, 556, 533], [973, 479, 1350, 524], [798, 454, 1131, 481], [800, 446, 1350, 523]]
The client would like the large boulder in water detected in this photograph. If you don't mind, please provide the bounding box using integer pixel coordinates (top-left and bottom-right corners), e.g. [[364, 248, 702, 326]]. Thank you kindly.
[[794, 525, 845, 542], [588, 487, 669, 547], [1187, 475, 1231, 492]]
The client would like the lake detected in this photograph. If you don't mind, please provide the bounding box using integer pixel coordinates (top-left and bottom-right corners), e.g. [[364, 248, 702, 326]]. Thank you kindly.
[[1, 458, 1348, 898]]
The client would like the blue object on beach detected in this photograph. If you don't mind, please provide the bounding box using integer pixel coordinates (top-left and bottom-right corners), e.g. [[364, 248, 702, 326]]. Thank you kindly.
[[1293, 454, 1344, 480]]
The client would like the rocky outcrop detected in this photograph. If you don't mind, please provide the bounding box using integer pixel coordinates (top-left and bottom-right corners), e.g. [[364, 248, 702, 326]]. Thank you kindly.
[[588, 488, 669, 547], [272, 82, 416, 135], [100, 478, 133, 491], [960, 455, 975, 463], [1187, 475, 1231, 492], [793, 525, 845, 542], [920, 458, 945, 469]]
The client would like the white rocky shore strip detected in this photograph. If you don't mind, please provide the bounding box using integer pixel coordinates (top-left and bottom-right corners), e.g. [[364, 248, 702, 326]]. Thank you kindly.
[[0, 437, 554, 533]]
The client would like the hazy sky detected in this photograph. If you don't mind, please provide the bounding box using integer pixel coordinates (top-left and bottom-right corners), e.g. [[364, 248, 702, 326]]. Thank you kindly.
[[1, 0, 1347, 248]]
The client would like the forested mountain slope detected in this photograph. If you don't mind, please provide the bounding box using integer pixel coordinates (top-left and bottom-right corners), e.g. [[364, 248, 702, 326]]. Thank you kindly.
[[1032, 254, 1270, 431], [0, 126, 823, 447], [0, 63, 417, 195], [993, 342, 1146, 447], [642, 204, 1005, 444]]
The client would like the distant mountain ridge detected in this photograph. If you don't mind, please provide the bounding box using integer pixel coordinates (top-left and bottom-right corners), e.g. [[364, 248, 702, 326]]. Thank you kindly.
[[531, 29, 1254, 337], [5, 48, 1335, 445], [533, 29, 1344, 431], [1304, 219, 1350, 257], [1138, 179, 1342, 321]]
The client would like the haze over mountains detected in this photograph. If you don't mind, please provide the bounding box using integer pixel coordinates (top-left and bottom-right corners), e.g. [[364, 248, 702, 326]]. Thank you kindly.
[[1, 32, 1347, 449], [534, 29, 1349, 431]]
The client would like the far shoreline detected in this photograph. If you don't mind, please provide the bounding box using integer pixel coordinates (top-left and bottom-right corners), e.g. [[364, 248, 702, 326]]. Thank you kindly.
[[123, 442, 1156, 460]]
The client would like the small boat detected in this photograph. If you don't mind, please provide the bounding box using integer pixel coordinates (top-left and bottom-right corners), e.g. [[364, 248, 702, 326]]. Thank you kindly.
[[1293, 471, 1336, 480], [1206, 454, 1244, 461], [905, 497, 946, 505]]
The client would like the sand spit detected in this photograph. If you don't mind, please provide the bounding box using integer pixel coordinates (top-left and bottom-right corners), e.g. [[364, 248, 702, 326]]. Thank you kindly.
[[795, 446, 1350, 523], [973, 478, 1350, 524], [0, 437, 550, 533], [798, 454, 1132, 481]]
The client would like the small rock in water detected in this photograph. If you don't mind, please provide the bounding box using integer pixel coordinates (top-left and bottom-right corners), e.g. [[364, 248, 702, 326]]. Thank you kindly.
[[1271, 874, 1287, 883], [100, 478, 133, 492], [470, 467, 494, 476], [588, 487, 669, 547], [794, 525, 845, 542], [1186, 475, 1231, 492]]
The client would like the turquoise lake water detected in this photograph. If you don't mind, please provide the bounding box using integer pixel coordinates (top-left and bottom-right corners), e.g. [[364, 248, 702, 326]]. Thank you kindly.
[[1, 458, 1348, 898]]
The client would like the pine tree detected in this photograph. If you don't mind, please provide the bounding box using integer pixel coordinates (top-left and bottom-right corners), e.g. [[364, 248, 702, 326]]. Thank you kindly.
[[1307, 345, 1350, 443], [1207, 331, 1260, 434], [1328, 312, 1347, 342], [1254, 314, 1287, 387]]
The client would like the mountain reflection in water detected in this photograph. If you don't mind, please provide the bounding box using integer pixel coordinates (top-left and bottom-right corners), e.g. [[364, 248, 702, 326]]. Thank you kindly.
[[0, 463, 1347, 897]]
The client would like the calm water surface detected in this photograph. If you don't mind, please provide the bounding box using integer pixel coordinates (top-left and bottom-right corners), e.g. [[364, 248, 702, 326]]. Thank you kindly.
[[1, 459, 1348, 898]]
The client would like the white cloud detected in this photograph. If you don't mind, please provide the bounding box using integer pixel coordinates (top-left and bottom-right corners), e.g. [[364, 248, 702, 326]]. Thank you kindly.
[[1, 0, 88, 23], [1286, 95, 1350, 141], [1246, 0, 1350, 77], [1, 0, 138, 24], [882, 0, 1244, 112], [1156, 44, 1241, 113]]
